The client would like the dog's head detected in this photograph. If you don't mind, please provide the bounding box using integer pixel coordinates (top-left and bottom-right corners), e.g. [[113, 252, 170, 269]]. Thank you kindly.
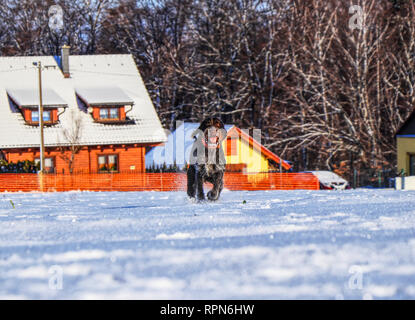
[[195, 117, 227, 149]]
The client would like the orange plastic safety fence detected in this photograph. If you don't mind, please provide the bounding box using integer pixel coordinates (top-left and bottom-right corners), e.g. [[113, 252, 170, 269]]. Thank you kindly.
[[0, 172, 319, 192]]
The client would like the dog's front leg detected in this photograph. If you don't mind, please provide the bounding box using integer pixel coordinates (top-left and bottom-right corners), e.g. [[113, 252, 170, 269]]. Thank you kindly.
[[187, 165, 196, 199], [207, 171, 224, 201], [196, 168, 205, 201]]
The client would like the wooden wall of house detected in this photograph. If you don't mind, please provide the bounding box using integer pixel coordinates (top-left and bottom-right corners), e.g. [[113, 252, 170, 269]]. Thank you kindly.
[[222, 138, 269, 173], [397, 137, 415, 175], [4, 145, 146, 173]]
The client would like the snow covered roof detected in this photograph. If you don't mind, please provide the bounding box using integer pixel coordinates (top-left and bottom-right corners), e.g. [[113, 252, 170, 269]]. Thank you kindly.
[[7, 88, 68, 108], [75, 86, 133, 106], [0, 54, 167, 148], [146, 122, 233, 168]]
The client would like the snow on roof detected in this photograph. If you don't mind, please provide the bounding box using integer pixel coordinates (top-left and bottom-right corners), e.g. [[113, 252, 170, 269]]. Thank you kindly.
[[7, 88, 67, 108], [146, 122, 234, 168], [0, 54, 167, 148], [75, 86, 134, 106]]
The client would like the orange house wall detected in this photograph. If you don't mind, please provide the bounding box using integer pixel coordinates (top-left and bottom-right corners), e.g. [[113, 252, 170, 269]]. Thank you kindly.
[[52, 109, 58, 123], [92, 108, 100, 120], [4, 145, 146, 173], [22, 109, 32, 121], [120, 108, 126, 120]]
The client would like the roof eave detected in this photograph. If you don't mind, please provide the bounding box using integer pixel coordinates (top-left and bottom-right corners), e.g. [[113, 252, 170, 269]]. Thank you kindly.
[[20, 104, 68, 109], [89, 102, 134, 106]]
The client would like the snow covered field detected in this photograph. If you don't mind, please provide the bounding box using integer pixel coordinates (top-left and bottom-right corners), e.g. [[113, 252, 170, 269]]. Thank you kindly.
[[1, 189, 415, 300]]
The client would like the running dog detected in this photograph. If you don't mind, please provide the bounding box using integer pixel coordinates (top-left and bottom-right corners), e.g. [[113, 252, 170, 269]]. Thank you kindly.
[[187, 118, 227, 201]]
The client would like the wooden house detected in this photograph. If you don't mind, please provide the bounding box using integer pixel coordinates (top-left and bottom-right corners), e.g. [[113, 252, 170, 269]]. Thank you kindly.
[[0, 47, 167, 173]]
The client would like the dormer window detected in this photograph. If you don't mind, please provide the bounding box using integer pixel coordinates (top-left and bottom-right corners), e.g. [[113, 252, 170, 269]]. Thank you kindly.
[[7, 88, 67, 126], [100, 107, 120, 120], [75, 86, 133, 124], [18, 108, 60, 126], [88, 105, 127, 123], [30, 110, 57, 124]]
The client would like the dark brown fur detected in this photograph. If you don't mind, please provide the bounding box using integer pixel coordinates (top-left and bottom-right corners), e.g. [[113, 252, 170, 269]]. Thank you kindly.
[[187, 118, 227, 201]]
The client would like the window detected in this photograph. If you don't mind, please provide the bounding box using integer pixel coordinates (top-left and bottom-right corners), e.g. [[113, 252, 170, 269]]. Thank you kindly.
[[92, 106, 127, 123], [99, 108, 107, 119], [31, 110, 39, 122], [99, 108, 119, 120], [98, 154, 119, 172], [31, 110, 52, 123], [109, 108, 118, 119], [409, 154, 415, 176], [35, 157, 55, 173], [43, 111, 51, 122]]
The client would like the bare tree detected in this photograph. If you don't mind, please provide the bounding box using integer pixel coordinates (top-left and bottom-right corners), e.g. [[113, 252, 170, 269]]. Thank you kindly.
[[0, 0, 115, 56], [265, 0, 409, 174], [58, 110, 83, 174], [3, 0, 415, 177]]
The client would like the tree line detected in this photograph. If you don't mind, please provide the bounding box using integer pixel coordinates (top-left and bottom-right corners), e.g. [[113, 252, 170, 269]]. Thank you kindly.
[[1, 0, 414, 179]]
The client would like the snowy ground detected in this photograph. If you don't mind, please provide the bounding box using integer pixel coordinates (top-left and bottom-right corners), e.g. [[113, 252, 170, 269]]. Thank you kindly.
[[1, 189, 415, 300]]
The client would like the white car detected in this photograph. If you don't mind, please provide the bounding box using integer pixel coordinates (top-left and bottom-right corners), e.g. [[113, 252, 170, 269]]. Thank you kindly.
[[307, 171, 350, 190]]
